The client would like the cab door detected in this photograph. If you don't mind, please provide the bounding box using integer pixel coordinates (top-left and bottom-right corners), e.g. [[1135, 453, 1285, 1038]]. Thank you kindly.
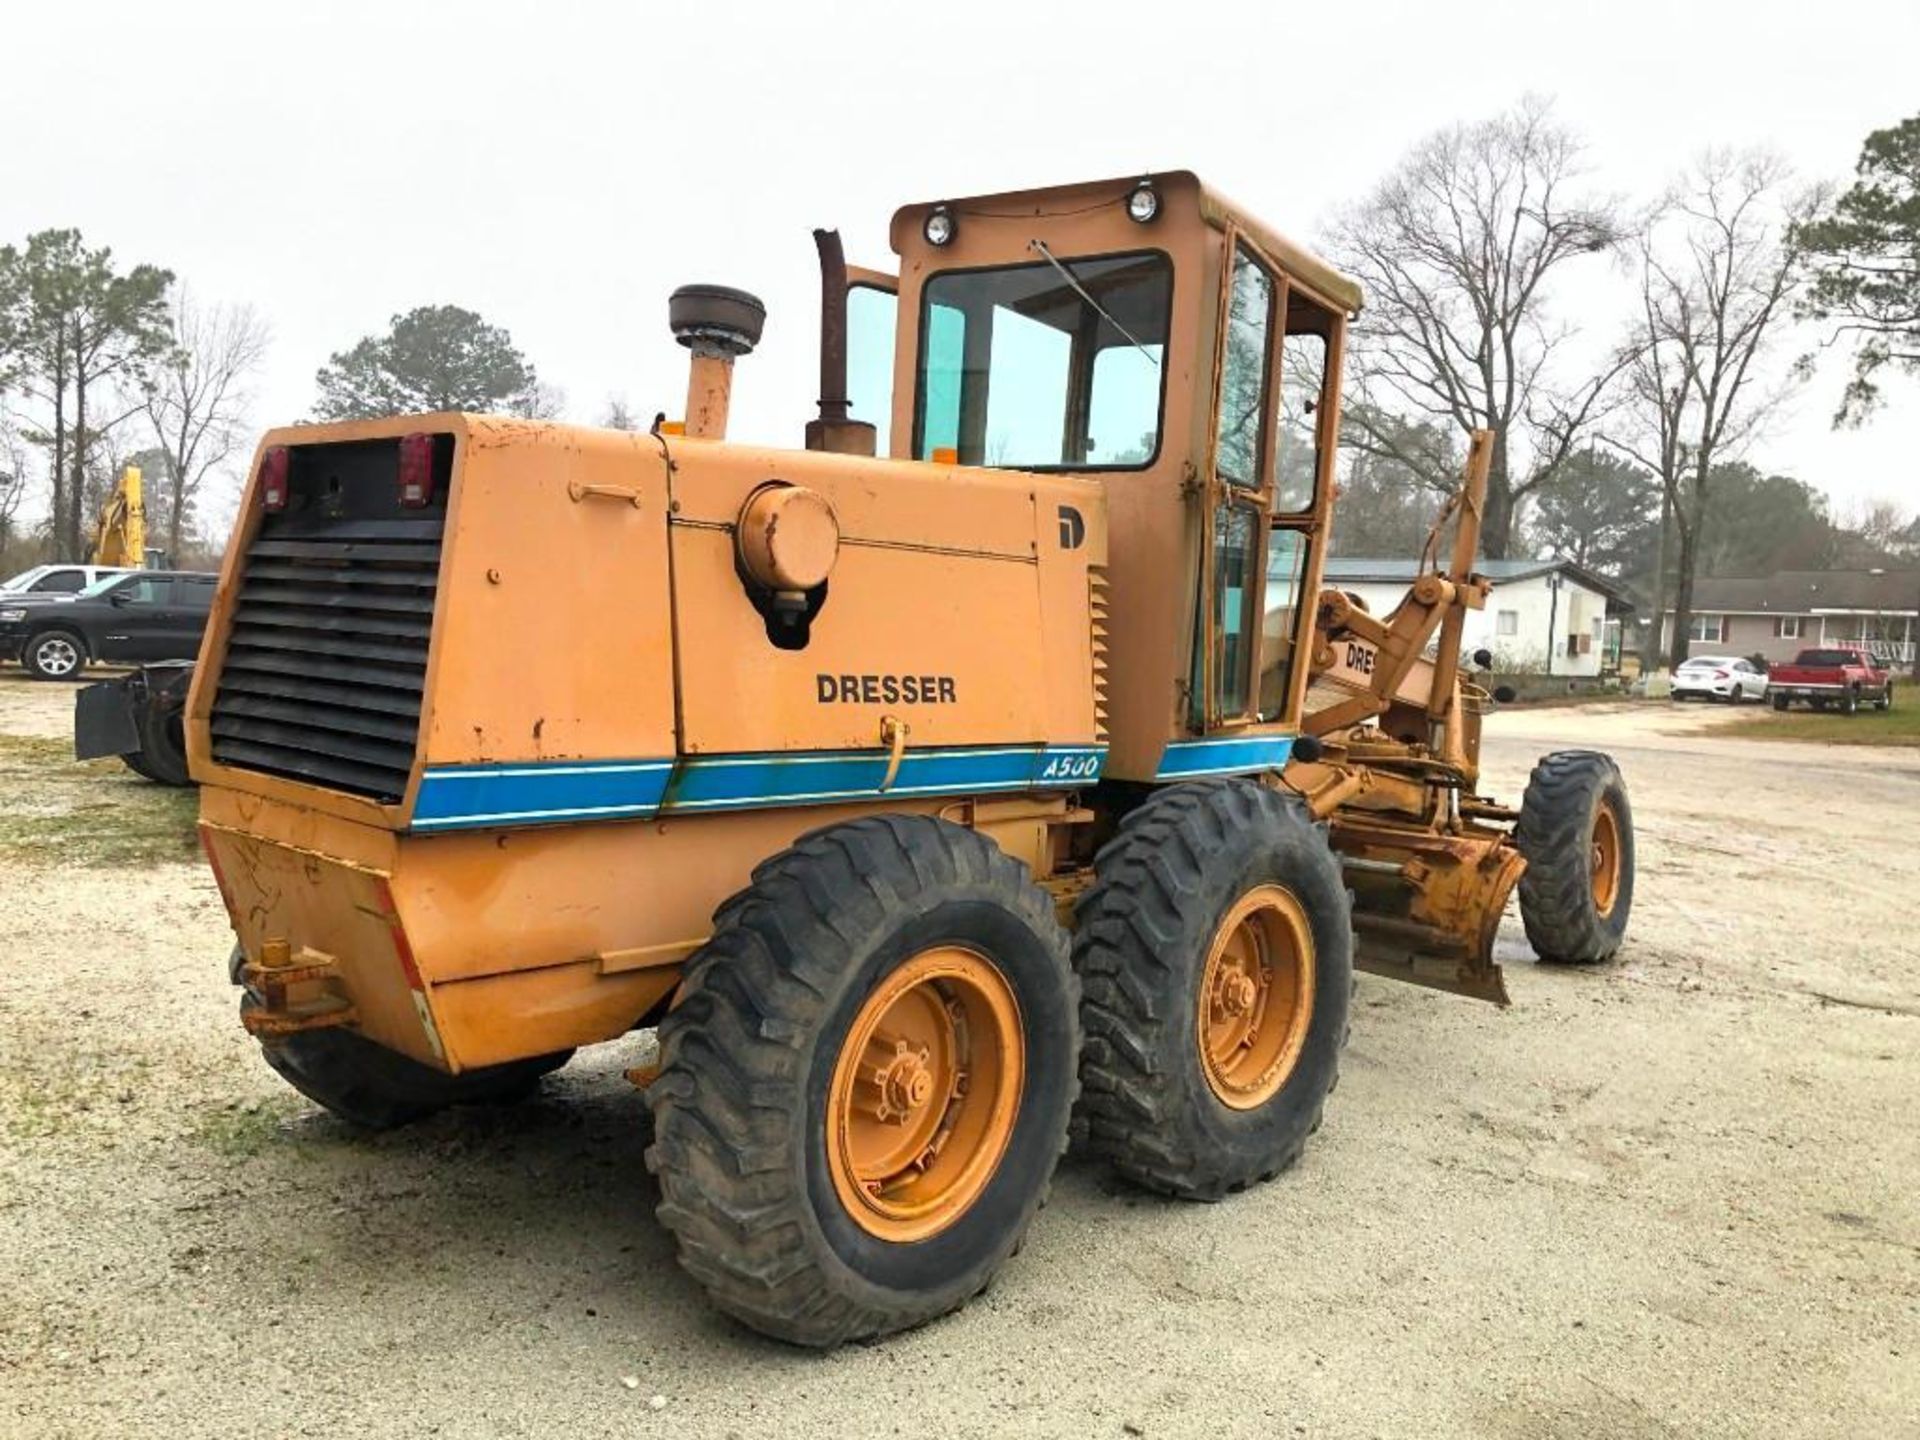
[[1197, 237, 1341, 734], [1196, 241, 1277, 731], [1261, 288, 1341, 726]]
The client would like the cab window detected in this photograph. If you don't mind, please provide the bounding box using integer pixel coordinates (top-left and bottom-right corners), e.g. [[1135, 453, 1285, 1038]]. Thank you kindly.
[[846, 283, 897, 457], [915, 251, 1170, 468], [1260, 530, 1310, 719], [1274, 332, 1326, 513], [1215, 247, 1273, 488], [32, 569, 85, 594], [1210, 504, 1258, 715]]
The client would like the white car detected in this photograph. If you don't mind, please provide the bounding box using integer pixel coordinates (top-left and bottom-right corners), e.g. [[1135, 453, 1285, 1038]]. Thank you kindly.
[[0, 563, 133, 597], [1671, 655, 1768, 703]]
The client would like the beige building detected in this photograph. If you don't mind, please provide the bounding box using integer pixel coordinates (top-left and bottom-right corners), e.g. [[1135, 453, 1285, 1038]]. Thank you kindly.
[[1661, 569, 1919, 665]]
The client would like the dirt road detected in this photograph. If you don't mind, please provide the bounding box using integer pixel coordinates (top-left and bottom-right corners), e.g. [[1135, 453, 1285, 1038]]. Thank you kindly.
[[1, 680, 1914, 1439]]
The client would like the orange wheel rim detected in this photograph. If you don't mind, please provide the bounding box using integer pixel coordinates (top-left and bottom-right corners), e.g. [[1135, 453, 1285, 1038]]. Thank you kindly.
[[1196, 885, 1315, 1110], [1591, 801, 1622, 916], [826, 946, 1024, 1243]]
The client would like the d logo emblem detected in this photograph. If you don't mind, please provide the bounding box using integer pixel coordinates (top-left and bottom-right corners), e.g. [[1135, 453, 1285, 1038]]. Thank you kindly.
[[1057, 505, 1086, 550]]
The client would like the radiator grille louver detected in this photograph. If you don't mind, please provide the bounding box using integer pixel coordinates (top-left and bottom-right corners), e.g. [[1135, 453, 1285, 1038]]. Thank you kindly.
[[1089, 564, 1110, 742], [210, 517, 442, 802]]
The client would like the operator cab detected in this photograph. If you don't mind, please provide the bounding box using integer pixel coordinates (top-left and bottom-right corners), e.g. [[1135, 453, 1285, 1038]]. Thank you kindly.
[[817, 171, 1361, 781]]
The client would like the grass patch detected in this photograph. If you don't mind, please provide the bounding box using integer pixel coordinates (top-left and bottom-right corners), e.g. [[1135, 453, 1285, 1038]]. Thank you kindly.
[[0, 732, 199, 867], [5, 1085, 71, 1141], [0, 732, 88, 766], [1724, 679, 1920, 748], [193, 1095, 308, 1159], [2, 1052, 154, 1140]]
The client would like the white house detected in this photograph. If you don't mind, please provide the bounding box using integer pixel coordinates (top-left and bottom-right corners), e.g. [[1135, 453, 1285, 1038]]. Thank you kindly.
[[1321, 557, 1636, 678]]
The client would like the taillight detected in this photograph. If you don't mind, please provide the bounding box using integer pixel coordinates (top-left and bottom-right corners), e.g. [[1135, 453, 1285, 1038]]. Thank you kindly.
[[1714, 669, 1729, 678], [259, 446, 289, 511], [397, 433, 436, 508]]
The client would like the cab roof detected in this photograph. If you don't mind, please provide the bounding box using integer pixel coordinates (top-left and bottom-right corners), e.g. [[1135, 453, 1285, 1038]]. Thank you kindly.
[[890, 169, 1364, 316]]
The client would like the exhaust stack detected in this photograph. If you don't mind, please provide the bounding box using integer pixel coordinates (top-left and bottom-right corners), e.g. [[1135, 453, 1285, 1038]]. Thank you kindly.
[[805, 230, 877, 456], [668, 284, 765, 440]]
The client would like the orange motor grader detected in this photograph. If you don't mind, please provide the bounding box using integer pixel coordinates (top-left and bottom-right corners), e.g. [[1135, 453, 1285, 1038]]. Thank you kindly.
[[188, 171, 1633, 1346]]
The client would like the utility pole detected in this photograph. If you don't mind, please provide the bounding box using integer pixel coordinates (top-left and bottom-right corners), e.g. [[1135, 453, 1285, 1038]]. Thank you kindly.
[[1545, 568, 1563, 678], [1642, 490, 1673, 675]]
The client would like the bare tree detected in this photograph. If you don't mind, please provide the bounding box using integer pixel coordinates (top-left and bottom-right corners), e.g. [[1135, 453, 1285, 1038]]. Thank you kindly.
[[1832, 495, 1920, 566], [600, 395, 642, 431], [1326, 98, 1626, 558], [1608, 152, 1815, 669], [143, 293, 269, 562], [0, 402, 30, 566], [1847, 497, 1917, 554], [514, 379, 567, 421]]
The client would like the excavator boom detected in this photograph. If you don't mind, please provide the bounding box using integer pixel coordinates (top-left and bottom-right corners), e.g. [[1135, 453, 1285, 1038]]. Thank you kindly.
[[90, 466, 146, 567]]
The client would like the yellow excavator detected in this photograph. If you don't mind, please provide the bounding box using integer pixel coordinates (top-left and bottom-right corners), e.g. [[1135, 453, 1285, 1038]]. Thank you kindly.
[[71, 464, 195, 785], [89, 465, 147, 567]]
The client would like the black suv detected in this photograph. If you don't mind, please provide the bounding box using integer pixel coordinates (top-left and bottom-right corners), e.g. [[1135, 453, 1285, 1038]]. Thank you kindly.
[[0, 570, 217, 680]]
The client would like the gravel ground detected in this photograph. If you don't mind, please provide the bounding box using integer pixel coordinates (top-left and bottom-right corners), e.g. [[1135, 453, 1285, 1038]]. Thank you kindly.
[[1, 677, 1914, 1439]]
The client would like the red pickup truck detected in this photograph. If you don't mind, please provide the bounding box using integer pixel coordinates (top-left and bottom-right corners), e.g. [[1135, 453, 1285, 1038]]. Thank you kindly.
[[1767, 645, 1895, 714]]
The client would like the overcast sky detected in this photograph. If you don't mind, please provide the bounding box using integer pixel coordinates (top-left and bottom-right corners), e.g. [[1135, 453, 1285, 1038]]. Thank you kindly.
[[4, 0, 1915, 531]]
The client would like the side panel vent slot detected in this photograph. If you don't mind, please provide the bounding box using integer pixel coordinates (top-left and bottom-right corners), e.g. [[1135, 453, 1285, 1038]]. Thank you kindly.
[[1089, 563, 1110, 743]]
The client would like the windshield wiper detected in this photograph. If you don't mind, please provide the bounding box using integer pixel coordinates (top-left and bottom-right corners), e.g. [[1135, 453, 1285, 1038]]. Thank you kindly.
[[1028, 240, 1160, 368]]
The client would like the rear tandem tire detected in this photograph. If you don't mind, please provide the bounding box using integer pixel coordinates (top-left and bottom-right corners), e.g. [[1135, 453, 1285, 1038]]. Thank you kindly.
[[1771, 694, 1789, 712], [644, 814, 1078, 1348], [232, 948, 571, 1129], [132, 695, 191, 786], [1515, 751, 1634, 964], [120, 749, 164, 782], [1073, 780, 1353, 1202]]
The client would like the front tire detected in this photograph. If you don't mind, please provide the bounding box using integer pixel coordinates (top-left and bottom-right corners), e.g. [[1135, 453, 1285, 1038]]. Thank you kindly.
[[1841, 687, 1860, 716], [23, 629, 86, 681], [1877, 684, 1894, 712], [1074, 780, 1352, 1201], [645, 815, 1077, 1348], [1515, 752, 1633, 964]]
